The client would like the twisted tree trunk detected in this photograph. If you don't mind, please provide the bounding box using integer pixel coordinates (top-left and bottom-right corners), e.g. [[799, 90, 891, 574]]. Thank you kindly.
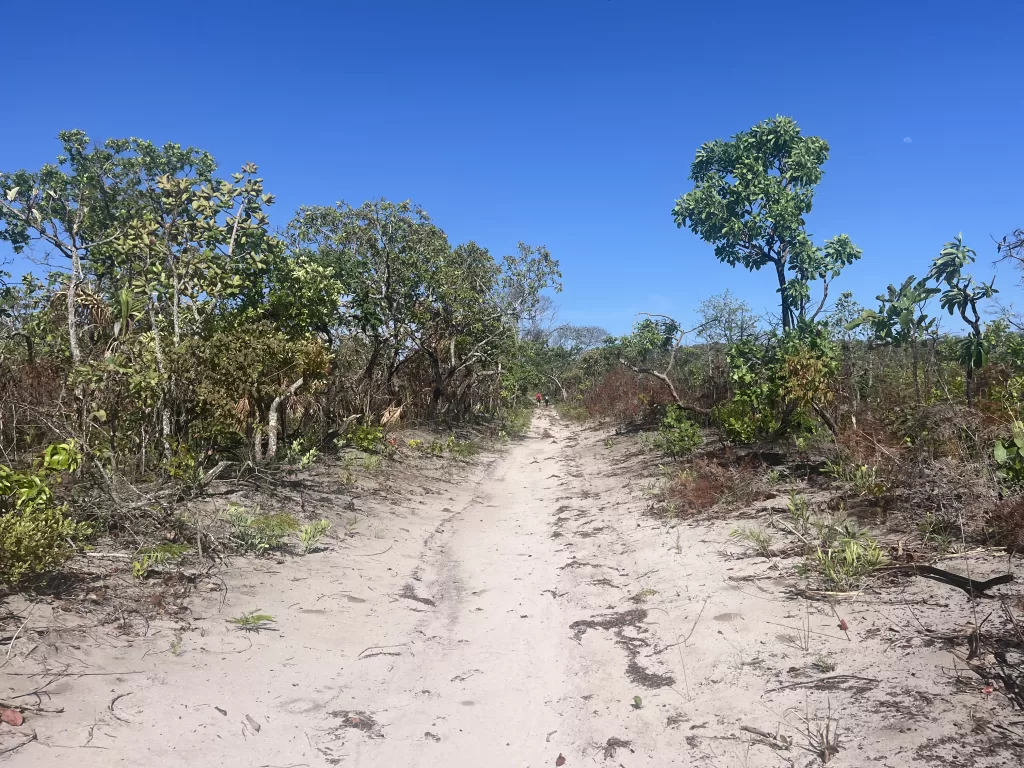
[[266, 377, 305, 460]]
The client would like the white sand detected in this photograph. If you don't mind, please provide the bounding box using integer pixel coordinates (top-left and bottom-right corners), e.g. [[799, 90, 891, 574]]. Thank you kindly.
[[2, 410, 1021, 766]]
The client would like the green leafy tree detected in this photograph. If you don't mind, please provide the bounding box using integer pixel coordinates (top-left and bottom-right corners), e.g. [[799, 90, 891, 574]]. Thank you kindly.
[[672, 117, 861, 331], [926, 235, 997, 407], [849, 276, 939, 408]]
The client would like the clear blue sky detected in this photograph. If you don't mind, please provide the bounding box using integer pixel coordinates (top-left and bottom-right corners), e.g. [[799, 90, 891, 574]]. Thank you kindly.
[[3, 0, 1023, 334]]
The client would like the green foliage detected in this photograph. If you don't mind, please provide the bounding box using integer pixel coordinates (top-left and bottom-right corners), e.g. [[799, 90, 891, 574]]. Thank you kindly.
[[345, 425, 385, 453], [813, 535, 887, 592], [786, 493, 813, 537], [713, 398, 773, 444], [286, 439, 320, 469], [132, 543, 190, 580], [618, 317, 679, 364], [993, 422, 1024, 490], [927, 235, 997, 405], [167, 439, 203, 490], [673, 116, 861, 330], [228, 610, 276, 632], [225, 505, 300, 554], [444, 434, 477, 458], [298, 520, 331, 554], [654, 405, 703, 457], [1, 131, 563, 492], [0, 442, 91, 584], [718, 321, 839, 442], [824, 459, 888, 498], [849, 276, 939, 346]]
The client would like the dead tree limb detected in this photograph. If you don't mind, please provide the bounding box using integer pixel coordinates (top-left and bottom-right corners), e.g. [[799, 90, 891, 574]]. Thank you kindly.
[[890, 564, 1013, 597], [619, 314, 711, 417]]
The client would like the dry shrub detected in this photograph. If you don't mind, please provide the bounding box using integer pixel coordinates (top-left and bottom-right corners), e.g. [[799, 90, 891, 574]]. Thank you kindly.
[[585, 368, 673, 424], [985, 497, 1024, 555], [662, 454, 769, 517], [904, 403, 1000, 462]]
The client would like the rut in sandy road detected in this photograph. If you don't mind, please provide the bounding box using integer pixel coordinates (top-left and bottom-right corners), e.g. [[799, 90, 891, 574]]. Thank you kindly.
[[315, 411, 590, 766]]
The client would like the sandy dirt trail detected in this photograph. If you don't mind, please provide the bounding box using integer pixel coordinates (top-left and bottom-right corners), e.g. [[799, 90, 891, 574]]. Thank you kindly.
[[5, 410, 1022, 767]]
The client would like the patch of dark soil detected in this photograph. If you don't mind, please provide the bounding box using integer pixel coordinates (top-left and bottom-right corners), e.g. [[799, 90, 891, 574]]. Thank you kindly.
[[603, 737, 632, 759], [561, 560, 607, 570], [555, 504, 573, 513], [551, 531, 564, 539], [914, 733, 1024, 767], [570, 608, 648, 640], [577, 526, 606, 539], [570, 608, 676, 689], [626, 659, 675, 688], [326, 710, 383, 738], [399, 584, 436, 607], [666, 713, 688, 728], [589, 578, 619, 588]]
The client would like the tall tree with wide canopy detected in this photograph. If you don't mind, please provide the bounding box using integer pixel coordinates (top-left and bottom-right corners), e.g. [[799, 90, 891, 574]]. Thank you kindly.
[[672, 117, 861, 331]]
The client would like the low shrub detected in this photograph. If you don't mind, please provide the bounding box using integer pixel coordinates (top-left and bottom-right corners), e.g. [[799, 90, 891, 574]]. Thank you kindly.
[[225, 505, 300, 554], [299, 520, 331, 554], [654, 405, 703, 457], [0, 441, 92, 584]]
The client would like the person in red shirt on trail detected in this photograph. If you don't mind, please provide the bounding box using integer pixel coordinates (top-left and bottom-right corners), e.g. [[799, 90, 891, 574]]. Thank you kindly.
[[535, 393, 543, 405]]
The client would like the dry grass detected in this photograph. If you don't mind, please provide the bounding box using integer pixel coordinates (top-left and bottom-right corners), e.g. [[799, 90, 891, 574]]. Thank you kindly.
[[660, 454, 771, 518], [985, 497, 1024, 554]]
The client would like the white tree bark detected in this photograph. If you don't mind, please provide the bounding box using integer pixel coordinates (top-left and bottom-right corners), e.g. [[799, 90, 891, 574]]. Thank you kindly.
[[266, 377, 305, 460]]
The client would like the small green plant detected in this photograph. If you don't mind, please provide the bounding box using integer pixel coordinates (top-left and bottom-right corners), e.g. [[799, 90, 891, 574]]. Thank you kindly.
[[344, 515, 360, 536], [824, 458, 887, 498], [813, 535, 886, 592], [812, 655, 837, 673], [228, 609, 276, 632], [654, 405, 703, 458], [632, 695, 643, 709], [730, 525, 774, 557], [169, 634, 184, 656], [918, 511, 957, 553], [225, 505, 300, 554], [345, 424, 385, 453], [131, 543, 190, 580], [361, 453, 382, 472], [286, 438, 320, 469], [445, 434, 477, 458], [604, 438, 614, 449], [427, 439, 445, 457], [787, 494, 812, 535], [299, 519, 331, 554], [407, 439, 423, 450], [167, 438, 203, 490], [765, 468, 785, 487]]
